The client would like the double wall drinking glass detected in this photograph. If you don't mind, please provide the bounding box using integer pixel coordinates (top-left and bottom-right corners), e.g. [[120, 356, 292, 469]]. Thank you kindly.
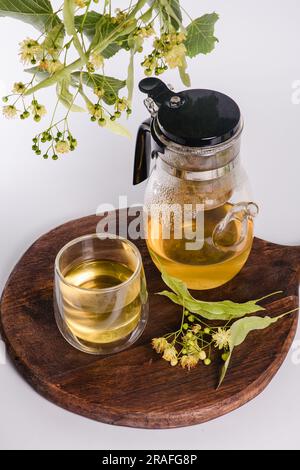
[[54, 234, 148, 355]]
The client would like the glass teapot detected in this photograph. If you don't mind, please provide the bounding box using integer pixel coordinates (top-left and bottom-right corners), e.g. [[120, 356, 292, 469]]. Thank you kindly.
[[133, 78, 258, 290]]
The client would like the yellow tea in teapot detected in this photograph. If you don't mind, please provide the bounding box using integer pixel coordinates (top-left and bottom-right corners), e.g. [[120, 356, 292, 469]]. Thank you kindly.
[[134, 78, 258, 290], [147, 203, 254, 290]]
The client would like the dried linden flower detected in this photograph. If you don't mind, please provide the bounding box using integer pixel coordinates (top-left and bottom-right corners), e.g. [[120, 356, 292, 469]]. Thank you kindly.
[[164, 43, 187, 69], [90, 52, 104, 70], [212, 328, 231, 350], [74, 0, 86, 7], [88, 103, 103, 119], [192, 324, 202, 334], [176, 32, 186, 42], [94, 86, 105, 98], [55, 140, 70, 154], [142, 31, 187, 76], [38, 59, 50, 71], [113, 9, 128, 24], [36, 104, 47, 117], [30, 103, 47, 118], [180, 354, 199, 370], [138, 26, 154, 39], [162, 345, 178, 363], [19, 38, 42, 64], [47, 59, 64, 74], [115, 97, 128, 112], [152, 337, 169, 354], [2, 105, 17, 119], [12, 82, 26, 94]]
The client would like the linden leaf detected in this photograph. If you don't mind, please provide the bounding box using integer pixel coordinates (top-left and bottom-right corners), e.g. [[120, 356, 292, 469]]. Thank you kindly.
[[91, 15, 121, 54], [218, 311, 297, 387], [104, 116, 131, 138], [72, 72, 126, 105], [0, 0, 60, 32], [158, 271, 281, 321], [161, 271, 191, 300], [126, 49, 135, 105], [56, 76, 85, 112], [185, 12, 219, 57], [42, 24, 65, 59], [140, 4, 155, 23], [25, 66, 49, 81], [63, 0, 75, 36], [75, 12, 121, 58], [159, 0, 183, 31], [178, 58, 191, 87], [63, 0, 86, 64]]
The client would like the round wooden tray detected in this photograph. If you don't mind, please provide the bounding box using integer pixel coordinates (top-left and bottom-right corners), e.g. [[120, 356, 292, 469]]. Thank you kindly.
[[0, 210, 299, 429]]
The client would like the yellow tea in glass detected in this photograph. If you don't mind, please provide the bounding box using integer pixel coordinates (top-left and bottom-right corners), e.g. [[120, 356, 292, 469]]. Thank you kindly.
[[54, 234, 148, 355]]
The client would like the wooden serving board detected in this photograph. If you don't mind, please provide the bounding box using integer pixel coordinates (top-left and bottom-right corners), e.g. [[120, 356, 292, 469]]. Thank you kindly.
[[0, 210, 299, 429]]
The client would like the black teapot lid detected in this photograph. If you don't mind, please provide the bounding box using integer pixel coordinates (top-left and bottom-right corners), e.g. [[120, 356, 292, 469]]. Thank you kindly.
[[139, 78, 241, 147]]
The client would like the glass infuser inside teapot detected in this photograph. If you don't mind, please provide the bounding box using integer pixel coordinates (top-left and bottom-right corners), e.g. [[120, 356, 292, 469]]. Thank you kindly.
[[133, 78, 258, 290]]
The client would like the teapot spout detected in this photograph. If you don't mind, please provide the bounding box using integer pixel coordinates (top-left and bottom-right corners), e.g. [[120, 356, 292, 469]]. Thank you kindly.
[[212, 202, 259, 252]]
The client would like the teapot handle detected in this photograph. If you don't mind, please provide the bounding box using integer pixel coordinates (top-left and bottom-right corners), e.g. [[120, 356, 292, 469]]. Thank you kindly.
[[133, 119, 152, 185], [212, 202, 259, 252]]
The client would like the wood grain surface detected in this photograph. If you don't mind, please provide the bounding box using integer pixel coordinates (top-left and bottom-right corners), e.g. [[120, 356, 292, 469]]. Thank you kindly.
[[0, 209, 299, 429]]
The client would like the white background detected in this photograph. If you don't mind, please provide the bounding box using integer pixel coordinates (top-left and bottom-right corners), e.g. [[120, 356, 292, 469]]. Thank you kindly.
[[0, 0, 300, 450]]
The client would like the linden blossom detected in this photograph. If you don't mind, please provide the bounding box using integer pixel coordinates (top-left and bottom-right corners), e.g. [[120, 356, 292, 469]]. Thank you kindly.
[[102, 455, 136, 467], [0, 2, 219, 161]]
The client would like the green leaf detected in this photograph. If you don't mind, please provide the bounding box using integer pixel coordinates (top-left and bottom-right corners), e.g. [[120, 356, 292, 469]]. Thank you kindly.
[[218, 310, 297, 387], [185, 12, 219, 58], [75, 12, 121, 58], [158, 271, 281, 321], [56, 76, 85, 112], [63, 0, 75, 36], [178, 58, 191, 87], [169, 0, 182, 29], [75, 11, 101, 39], [158, 291, 266, 320], [159, 0, 183, 31], [130, 0, 149, 16], [104, 115, 131, 138], [63, 0, 86, 64], [24, 60, 81, 96], [90, 13, 127, 55], [42, 24, 65, 58], [126, 49, 135, 105], [140, 4, 154, 23], [0, 0, 60, 32], [161, 271, 191, 300], [25, 65, 49, 81], [72, 71, 126, 105], [90, 10, 137, 54]]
